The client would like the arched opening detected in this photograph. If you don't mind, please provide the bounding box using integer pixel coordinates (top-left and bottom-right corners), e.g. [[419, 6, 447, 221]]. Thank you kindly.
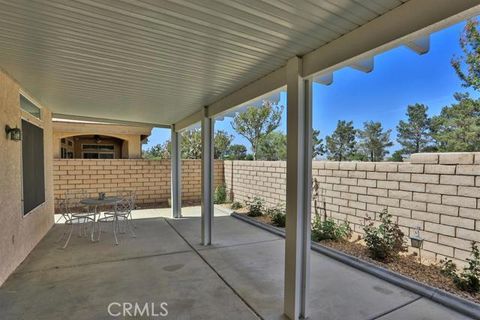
[[60, 134, 128, 159]]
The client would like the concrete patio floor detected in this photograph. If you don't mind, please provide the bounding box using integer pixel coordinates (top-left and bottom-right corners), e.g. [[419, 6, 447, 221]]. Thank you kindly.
[[0, 207, 472, 320]]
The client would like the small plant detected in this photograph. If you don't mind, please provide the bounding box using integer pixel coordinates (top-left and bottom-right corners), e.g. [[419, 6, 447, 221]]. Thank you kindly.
[[311, 215, 351, 242], [312, 178, 326, 218], [440, 258, 458, 278], [439, 242, 480, 293], [266, 204, 286, 228], [246, 197, 264, 217], [231, 201, 243, 210], [214, 184, 227, 204], [363, 209, 407, 261], [457, 242, 480, 293]]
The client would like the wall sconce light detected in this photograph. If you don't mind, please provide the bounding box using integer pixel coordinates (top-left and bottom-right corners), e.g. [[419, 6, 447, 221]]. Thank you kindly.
[[5, 125, 22, 141], [410, 226, 424, 248], [410, 226, 424, 261]]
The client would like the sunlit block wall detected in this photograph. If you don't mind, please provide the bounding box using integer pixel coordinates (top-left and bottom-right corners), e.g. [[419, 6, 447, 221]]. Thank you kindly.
[[53, 159, 224, 206], [224, 153, 480, 265]]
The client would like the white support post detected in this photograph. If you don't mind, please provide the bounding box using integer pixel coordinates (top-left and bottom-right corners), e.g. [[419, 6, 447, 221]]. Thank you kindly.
[[171, 125, 182, 218], [201, 108, 214, 245], [284, 57, 312, 320]]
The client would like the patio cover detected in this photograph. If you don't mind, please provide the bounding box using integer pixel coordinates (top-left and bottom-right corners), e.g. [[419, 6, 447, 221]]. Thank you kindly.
[[0, 0, 477, 127], [2, 1, 480, 319]]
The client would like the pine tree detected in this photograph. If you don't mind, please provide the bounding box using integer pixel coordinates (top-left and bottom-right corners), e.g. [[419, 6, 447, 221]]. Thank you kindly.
[[325, 120, 357, 161], [358, 121, 393, 162], [430, 93, 480, 152], [396, 104, 432, 155]]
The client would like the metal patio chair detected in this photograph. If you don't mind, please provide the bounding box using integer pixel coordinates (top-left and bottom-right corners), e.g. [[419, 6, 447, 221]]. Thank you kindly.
[[57, 190, 97, 248], [97, 194, 136, 245]]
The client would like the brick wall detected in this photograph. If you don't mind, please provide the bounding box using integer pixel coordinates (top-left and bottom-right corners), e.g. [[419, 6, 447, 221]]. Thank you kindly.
[[54, 154, 480, 264], [53, 159, 224, 206], [224, 153, 480, 265]]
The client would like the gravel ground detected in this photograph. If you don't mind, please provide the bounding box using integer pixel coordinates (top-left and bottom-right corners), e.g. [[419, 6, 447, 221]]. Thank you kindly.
[[234, 210, 480, 305]]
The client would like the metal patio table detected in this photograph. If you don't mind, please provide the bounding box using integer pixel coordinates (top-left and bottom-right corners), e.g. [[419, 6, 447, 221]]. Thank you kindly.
[[80, 196, 122, 243]]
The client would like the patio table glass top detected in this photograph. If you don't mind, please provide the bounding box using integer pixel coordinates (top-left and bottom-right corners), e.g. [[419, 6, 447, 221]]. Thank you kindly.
[[79, 196, 122, 206]]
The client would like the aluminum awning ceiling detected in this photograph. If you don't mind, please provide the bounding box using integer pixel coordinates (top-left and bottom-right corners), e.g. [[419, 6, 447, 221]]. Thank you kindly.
[[0, 0, 408, 125]]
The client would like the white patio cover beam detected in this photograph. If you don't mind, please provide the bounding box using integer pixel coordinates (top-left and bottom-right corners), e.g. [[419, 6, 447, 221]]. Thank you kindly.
[[201, 107, 214, 245], [174, 67, 286, 131], [349, 58, 374, 73], [405, 36, 431, 55], [302, 0, 480, 79], [172, 0, 479, 130], [207, 67, 286, 118], [313, 73, 333, 86], [174, 110, 204, 132], [284, 57, 312, 320], [53, 113, 168, 128], [171, 125, 182, 218]]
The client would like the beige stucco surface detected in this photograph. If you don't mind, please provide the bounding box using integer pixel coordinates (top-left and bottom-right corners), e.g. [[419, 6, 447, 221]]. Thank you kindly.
[[52, 121, 152, 159], [0, 69, 54, 286]]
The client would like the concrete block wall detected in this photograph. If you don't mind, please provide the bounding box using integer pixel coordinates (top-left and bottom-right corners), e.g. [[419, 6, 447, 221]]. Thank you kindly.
[[224, 160, 286, 208], [53, 159, 224, 206], [224, 153, 480, 264]]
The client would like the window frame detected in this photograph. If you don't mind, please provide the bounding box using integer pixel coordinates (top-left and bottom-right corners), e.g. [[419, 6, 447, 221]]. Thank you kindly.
[[81, 143, 116, 159], [19, 91, 46, 218], [20, 93, 42, 120]]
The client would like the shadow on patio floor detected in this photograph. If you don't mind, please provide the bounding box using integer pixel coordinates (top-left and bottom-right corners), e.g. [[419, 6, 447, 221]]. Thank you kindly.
[[0, 208, 472, 320]]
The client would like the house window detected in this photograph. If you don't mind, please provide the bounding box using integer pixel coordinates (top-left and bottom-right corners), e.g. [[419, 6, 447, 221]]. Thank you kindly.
[[22, 119, 45, 214], [82, 144, 115, 159], [20, 95, 41, 119], [82, 152, 114, 159], [60, 138, 74, 159]]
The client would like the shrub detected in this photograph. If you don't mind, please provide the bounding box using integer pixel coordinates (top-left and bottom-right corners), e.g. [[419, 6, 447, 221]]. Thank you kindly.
[[266, 204, 286, 228], [439, 242, 480, 293], [311, 215, 351, 242], [214, 184, 227, 204], [231, 201, 243, 210], [456, 242, 480, 293], [440, 258, 458, 278], [246, 197, 264, 217], [363, 209, 407, 261]]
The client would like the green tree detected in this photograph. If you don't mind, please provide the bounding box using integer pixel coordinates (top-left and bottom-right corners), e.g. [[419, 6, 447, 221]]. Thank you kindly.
[[214, 130, 234, 159], [358, 121, 393, 161], [181, 129, 202, 159], [231, 101, 284, 160], [143, 142, 170, 159], [389, 150, 404, 162], [148, 129, 233, 160], [396, 104, 432, 154], [451, 19, 480, 91], [325, 120, 357, 161], [312, 129, 326, 159], [227, 144, 247, 160], [430, 93, 480, 152], [255, 129, 325, 161], [257, 131, 287, 160]]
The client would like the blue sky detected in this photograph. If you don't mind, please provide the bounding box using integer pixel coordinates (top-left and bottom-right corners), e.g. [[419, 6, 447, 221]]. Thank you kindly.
[[144, 18, 479, 153]]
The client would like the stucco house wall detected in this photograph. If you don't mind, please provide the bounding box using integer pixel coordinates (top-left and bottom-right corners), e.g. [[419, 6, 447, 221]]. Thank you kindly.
[[52, 121, 152, 159], [0, 69, 54, 286]]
